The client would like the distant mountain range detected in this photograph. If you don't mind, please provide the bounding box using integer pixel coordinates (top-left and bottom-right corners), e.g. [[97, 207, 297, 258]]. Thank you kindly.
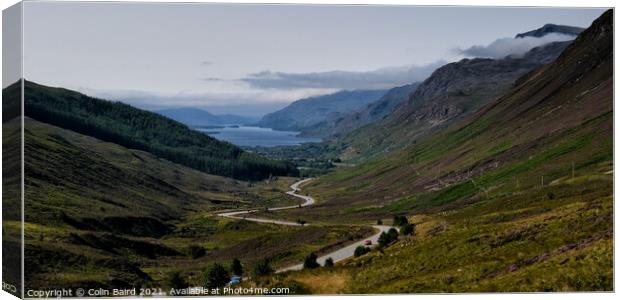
[[257, 89, 388, 132], [156, 107, 259, 126]]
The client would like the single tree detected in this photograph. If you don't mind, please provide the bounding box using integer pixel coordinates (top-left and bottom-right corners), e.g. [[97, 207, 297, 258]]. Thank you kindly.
[[202, 263, 229, 289], [401, 223, 415, 236], [253, 258, 274, 277], [377, 219, 383, 225], [167, 271, 188, 289], [388, 228, 399, 240], [324, 257, 334, 267], [303, 253, 320, 269], [378, 232, 391, 247], [297, 219, 307, 226], [231, 258, 243, 276], [393, 216, 409, 227]]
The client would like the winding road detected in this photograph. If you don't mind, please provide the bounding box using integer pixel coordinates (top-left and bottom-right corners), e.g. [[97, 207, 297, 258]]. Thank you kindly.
[[216, 178, 395, 273]]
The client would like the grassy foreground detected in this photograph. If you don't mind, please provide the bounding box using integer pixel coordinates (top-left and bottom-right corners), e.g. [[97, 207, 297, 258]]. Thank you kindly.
[[257, 171, 612, 292]]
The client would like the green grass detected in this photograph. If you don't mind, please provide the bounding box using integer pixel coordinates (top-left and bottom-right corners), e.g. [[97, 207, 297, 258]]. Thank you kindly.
[[21, 120, 368, 290], [268, 175, 612, 293]]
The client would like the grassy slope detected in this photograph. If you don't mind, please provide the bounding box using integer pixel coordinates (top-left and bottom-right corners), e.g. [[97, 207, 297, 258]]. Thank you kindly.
[[20, 119, 370, 289], [259, 10, 613, 292], [21, 80, 296, 180]]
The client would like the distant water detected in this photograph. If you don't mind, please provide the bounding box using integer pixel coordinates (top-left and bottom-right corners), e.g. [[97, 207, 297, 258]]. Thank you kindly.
[[197, 126, 321, 147]]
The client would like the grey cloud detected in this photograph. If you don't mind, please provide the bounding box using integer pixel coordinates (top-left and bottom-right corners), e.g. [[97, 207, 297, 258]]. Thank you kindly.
[[240, 62, 445, 90], [457, 33, 576, 59]]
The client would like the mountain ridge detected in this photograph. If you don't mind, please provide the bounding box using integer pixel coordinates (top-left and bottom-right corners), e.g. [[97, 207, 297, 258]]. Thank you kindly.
[[515, 23, 584, 38], [301, 82, 422, 139], [156, 107, 259, 126], [257, 89, 388, 132]]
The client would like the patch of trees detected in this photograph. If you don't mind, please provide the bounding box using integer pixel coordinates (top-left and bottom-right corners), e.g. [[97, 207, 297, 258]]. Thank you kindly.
[[354, 246, 371, 257], [392, 216, 409, 227], [166, 271, 188, 289], [24, 81, 298, 180], [163, 257, 245, 289], [393, 215, 416, 236], [378, 228, 399, 247], [203, 263, 229, 289], [253, 258, 274, 276]]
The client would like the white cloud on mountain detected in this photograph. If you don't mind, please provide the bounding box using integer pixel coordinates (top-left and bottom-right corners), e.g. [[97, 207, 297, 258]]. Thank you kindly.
[[457, 33, 576, 59]]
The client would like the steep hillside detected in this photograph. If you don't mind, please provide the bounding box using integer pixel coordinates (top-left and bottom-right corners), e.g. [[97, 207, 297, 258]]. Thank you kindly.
[[277, 8, 612, 225], [296, 29, 574, 141], [302, 83, 421, 138], [338, 35, 573, 161], [19, 118, 317, 289], [257, 89, 387, 132], [258, 9, 613, 293], [22, 81, 296, 180], [156, 107, 258, 126]]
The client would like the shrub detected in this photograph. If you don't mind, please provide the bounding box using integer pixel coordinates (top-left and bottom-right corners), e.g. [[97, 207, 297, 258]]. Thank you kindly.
[[401, 223, 415, 236], [303, 253, 320, 269], [297, 219, 307, 226], [378, 232, 390, 247], [166, 271, 188, 289], [253, 258, 274, 277], [231, 258, 243, 276], [354, 246, 371, 257], [188, 244, 206, 259], [324, 257, 334, 267], [377, 219, 383, 225], [202, 263, 229, 289]]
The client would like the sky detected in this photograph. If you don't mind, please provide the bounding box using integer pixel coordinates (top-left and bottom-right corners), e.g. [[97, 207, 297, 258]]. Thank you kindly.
[[14, 2, 606, 116]]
